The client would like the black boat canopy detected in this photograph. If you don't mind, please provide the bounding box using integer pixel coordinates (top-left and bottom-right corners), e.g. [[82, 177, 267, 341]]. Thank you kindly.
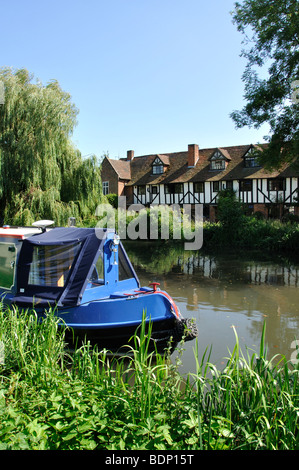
[[13, 227, 110, 307]]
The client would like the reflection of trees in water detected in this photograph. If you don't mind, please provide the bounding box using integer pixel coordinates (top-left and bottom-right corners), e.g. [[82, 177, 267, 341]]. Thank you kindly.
[[125, 241, 299, 287], [125, 241, 299, 365]]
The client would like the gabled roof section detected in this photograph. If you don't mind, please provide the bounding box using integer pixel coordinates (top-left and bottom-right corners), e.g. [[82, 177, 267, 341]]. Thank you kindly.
[[155, 154, 170, 166], [218, 148, 232, 161], [108, 158, 131, 180], [209, 148, 232, 161], [242, 144, 264, 158], [128, 152, 186, 186]]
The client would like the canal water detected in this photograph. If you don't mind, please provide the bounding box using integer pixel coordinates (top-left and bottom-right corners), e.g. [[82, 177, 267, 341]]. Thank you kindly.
[[124, 242, 299, 375]]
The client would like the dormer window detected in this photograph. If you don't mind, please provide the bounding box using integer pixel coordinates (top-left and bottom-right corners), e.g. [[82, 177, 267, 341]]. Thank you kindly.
[[211, 159, 225, 170], [210, 150, 227, 171], [244, 146, 261, 168], [152, 157, 164, 175]]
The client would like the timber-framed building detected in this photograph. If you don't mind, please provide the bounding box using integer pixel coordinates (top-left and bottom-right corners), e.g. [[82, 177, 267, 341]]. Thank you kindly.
[[101, 143, 299, 220]]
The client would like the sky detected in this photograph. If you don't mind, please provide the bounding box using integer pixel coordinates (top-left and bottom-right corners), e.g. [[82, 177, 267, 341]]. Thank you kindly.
[[1, 0, 270, 159]]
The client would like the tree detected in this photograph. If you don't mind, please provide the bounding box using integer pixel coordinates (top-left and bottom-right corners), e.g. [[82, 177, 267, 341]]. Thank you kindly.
[[230, 0, 299, 169], [0, 67, 103, 225], [217, 189, 246, 243]]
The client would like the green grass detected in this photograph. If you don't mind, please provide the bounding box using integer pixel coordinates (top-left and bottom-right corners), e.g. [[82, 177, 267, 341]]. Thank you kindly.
[[0, 305, 298, 450]]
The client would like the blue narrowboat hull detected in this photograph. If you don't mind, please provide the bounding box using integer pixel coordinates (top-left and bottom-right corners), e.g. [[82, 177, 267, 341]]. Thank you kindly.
[[47, 289, 189, 351]]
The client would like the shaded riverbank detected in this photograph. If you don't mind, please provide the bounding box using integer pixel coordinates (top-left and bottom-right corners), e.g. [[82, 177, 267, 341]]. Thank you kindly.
[[84, 207, 299, 254], [202, 218, 299, 254]]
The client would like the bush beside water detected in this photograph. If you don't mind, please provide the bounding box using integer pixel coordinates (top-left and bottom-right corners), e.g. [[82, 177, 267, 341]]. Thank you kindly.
[[203, 218, 299, 253], [86, 191, 299, 254], [0, 306, 298, 450], [205, 190, 299, 253]]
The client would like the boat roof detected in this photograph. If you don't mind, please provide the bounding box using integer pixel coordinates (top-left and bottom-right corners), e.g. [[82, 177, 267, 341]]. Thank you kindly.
[[24, 226, 115, 244], [0, 226, 42, 240], [0, 225, 115, 242], [12, 227, 115, 307]]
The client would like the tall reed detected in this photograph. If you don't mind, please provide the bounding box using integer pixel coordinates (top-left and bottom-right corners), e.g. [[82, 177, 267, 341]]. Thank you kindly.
[[191, 323, 299, 449], [0, 305, 298, 450]]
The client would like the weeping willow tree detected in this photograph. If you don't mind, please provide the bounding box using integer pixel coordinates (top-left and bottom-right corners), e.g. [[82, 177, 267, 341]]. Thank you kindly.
[[0, 67, 103, 226]]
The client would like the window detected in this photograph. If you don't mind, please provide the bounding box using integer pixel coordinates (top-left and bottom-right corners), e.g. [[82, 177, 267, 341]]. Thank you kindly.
[[244, 147, 261, 168], [103, 181, 109, 195], [28, 242, 81, 287], [239, 180, 252, 192], [225, 180, 233, 190], [244, 156, 260, 168], [0, 243, 16, 290], [212, 181, 220, 192], [152, 157, 164, 175], [211, 160, 226, 170], [210, 150, 226, 171], [165, 184, 183, 194], [151, 186, 158, 194], [194, 182, 204, 193], [137, 185, 146, 195], [94, 256, 104, 281], [152, 165, 163, 174], [90, 255, 104, 284], [175, 183, 183, 193], [118, 246, 134, 281], [268, 179, 285, 191]]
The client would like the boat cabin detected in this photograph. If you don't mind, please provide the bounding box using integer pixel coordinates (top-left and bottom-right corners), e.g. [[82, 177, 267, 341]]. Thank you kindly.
[[0, 224, 197, 352], [0, 226, 42, 293], [0, 226, 139, 308]]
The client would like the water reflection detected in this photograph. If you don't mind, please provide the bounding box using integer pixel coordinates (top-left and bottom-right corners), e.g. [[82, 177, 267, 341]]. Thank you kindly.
[[124, 242, 299, 373]]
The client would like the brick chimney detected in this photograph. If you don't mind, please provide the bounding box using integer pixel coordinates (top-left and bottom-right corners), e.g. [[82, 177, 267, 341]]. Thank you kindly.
[[188, 144, 199, 167], [127, 150, 134, 161]]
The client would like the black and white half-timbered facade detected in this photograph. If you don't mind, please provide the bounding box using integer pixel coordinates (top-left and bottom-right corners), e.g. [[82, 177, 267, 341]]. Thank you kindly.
[[101, 143, 299, 220]]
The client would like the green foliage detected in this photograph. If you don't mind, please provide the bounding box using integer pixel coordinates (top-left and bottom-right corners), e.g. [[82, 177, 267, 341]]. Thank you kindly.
[[105, 193, 119, 208], [0, 304, 298, 450], [216, 189, 247, 242], [231, 0, 299, 169], [202, 217, 299, 253], [86, 199, 299, 253], [0, 67, 103, 225], [193, 323, 299, 450], [93, 204, 198, 244], [199, 191, 299, 253]]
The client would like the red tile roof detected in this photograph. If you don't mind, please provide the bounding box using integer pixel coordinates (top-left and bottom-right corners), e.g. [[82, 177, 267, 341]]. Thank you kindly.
[[107, 158, 131, 180], [108, 144, 299, 186]]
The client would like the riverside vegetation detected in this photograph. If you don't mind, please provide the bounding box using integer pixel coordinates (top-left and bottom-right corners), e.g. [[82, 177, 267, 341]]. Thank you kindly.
[[85, 190, 299, 254], [0, 68, 104, 227], [0, 305, 298, 450]]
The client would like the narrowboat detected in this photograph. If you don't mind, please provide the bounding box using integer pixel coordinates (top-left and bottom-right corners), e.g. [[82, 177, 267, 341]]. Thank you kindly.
[[0, 221, 197, 353]]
